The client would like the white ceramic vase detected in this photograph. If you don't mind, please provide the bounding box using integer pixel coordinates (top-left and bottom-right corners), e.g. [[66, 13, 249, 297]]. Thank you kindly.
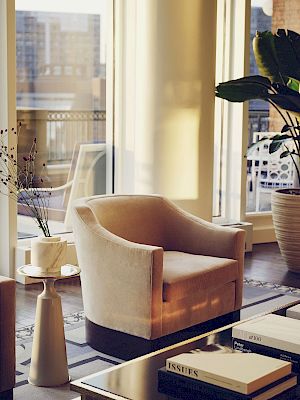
[[31, 236, 67, 273]]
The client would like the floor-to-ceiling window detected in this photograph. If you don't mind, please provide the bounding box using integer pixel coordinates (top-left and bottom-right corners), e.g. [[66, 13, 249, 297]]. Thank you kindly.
[[246, 0, 299, 213], [213, 0, 250, 223], [15, 0, 111, 238], [246, 0, 272, 213]]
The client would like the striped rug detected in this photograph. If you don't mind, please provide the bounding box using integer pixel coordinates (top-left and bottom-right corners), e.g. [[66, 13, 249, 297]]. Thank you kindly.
[[14, 279, 300, 400]]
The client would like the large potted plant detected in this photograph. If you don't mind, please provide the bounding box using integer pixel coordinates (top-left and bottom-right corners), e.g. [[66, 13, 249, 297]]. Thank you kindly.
[[215, 29, 300, 271]]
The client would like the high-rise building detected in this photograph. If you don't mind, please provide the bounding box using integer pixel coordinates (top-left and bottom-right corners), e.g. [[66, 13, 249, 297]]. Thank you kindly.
[[16, 10, 104, 110], [249, 6, 271, 112]]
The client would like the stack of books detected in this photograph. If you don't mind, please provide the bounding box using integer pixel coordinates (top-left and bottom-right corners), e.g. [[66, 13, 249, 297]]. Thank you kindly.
[[286, 304, 300, 320], [232, 314, 300, 372], [157, 351, 297, 400]]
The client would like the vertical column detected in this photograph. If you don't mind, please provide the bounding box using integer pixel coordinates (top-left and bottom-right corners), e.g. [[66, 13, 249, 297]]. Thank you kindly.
[[134, 0, 217, 220], [115, 0, 217, 220], [0, 1, 17, 277]]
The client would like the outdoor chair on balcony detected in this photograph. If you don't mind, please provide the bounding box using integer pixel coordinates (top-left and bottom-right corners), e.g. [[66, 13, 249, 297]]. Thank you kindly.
[[247, 132, 293, 212], [18, 142, 106, 229], [72, 194, 245, 358]]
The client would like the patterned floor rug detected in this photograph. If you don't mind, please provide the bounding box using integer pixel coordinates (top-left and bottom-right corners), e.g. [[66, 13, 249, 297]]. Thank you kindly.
[[243, 277, 300, 295], [15, 315, 123, 400], [14, 279, 300, 400]]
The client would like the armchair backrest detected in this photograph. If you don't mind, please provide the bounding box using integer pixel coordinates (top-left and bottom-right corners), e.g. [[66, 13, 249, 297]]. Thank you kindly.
[[73, 194, 245, 265], [87, 195, 168, 248]]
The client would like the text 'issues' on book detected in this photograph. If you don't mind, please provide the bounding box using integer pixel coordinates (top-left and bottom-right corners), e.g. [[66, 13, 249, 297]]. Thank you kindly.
[[165, 352, 291, 395]]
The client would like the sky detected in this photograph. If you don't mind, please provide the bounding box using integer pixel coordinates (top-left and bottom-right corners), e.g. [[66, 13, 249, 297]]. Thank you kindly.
[[15, 0, 107, 15], [251, 0, 273, 16], [251, 0, 272, 8], [251, 0, 267, 6]]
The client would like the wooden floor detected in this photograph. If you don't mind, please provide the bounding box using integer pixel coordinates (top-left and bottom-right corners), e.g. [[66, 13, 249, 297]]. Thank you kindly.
[[244, 242, 300, 287], [16, 277, 83, 329], [16, 242, 300, 328]]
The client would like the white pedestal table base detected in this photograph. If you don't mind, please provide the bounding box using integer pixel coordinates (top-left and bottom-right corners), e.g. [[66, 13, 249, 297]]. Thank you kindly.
[[28, 278, 70, 386]]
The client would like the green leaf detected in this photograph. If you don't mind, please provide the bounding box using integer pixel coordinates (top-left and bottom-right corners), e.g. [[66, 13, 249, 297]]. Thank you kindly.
[[246, 136, 269, 156], [268, 134, 291, 154], [275, 29, 300, 81], [272, 82, 299, 95], [253, 31, 282, 83], [281, 124, 291, 132], [215, 76, 270, 102], [287, 77, 300, 92], [280, 150, 290, 158], [269, 95, 300, 117], [232, 75, 272, 85], [269, 86, 300, 116], [269, 140, 283, 153], [286, 30, 300, 56], [246, 133, 291, 157], [272, 134, 292, 140]]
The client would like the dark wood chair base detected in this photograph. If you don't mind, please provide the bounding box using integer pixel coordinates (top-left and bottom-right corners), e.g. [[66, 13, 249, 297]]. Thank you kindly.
[[0, 389, 13, 400], [86, 310, 240, 361]]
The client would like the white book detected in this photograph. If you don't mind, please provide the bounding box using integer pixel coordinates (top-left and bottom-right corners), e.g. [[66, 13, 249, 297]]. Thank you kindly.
[[232, 314, 300, 354], [286, 304, 300, 320], [165, 352, 291, 395]]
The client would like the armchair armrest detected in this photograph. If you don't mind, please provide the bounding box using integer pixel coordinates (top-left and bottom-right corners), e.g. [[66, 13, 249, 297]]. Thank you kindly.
[[72, 203, 164, 339], [164, 200, 245, 309], [164, 199, 245, 260]]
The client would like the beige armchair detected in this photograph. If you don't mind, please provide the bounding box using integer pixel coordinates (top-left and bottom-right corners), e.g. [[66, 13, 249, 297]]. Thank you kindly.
[[72, 194, 245, 345]]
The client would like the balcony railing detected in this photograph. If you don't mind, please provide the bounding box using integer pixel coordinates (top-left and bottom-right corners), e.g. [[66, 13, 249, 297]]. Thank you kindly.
[[16, 107, 275, 216], [17, 109, 106, 164], [248, 109, 269, 145]]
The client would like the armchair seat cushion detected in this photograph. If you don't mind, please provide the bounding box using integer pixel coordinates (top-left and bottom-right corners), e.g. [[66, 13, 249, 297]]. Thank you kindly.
[[162, 251, 238, 302]]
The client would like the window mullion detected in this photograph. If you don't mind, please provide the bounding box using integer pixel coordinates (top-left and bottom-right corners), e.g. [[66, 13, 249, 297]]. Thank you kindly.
[[0, 0, 17, 277]]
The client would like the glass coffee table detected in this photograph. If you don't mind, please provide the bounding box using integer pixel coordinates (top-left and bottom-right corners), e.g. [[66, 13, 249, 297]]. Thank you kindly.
[[71, 297, 300, 399]]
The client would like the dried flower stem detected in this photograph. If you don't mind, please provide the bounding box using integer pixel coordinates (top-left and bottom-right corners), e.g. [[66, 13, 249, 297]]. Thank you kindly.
[[0, 124, 52, 237]]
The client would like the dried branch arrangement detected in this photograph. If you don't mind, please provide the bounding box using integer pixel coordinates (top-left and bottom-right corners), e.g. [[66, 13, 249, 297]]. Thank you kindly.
[[0, 123, 52, 237]]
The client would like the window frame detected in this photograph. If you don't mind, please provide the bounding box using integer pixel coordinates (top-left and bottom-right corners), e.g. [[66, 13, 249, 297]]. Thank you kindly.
[[0, 0, 17, 277], [12, 2, 115, 272], [213, 0, 274, 243]]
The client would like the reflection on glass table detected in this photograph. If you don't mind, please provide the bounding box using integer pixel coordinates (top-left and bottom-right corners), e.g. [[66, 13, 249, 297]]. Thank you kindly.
[[71, 298, 300, 400]]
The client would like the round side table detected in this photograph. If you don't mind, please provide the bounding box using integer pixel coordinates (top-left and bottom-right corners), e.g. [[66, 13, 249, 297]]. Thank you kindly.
[[17, 264, 81, 387]]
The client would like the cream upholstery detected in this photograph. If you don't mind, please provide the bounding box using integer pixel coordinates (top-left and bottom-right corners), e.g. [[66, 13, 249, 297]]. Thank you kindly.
[[163, 252, 238, 301], [72, 194, 245, 340]]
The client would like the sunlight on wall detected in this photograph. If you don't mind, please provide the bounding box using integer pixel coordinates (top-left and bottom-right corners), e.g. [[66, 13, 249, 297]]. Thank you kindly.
[[114, 0, 216, 220], [159, 107, 200, 199]]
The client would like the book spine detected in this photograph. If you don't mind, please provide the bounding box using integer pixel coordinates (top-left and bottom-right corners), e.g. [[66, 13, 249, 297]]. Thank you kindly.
[[232, 337, 300, 372], [232, 325, 300, 355], [165, 359, 246, 393], [158, 369, 246, 400], [286, 309, 300, 320]]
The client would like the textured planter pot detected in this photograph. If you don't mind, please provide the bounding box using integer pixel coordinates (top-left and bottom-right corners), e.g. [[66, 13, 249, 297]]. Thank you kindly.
[[31, 236, 67, 273], [271, 188, 300, 272]]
